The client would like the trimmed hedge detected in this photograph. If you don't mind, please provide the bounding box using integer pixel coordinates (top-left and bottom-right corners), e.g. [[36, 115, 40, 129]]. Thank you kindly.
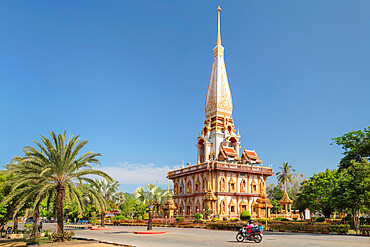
[[329, 224, 347, 233], [240, 211, 252, 221], [315, 217, 325, 222], [360, 225, 370, 235], [269, 221, 330, 232]]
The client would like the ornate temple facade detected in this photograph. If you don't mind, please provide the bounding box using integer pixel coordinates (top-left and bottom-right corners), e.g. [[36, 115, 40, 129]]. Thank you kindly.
[[167, 7, 273, 219]]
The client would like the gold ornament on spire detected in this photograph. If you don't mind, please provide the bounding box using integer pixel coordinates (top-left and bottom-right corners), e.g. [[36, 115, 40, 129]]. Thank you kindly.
[[204, 5, 233, 118], [216, 6, 222, 45]]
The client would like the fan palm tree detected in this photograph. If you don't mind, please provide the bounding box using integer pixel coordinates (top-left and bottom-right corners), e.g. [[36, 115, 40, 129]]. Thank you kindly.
[[2, 131, 112, 235], [113, 191, 126, 206], [134, 184, 170, 230], [91, 178, 119, 227], [276, 162, 296, 193]]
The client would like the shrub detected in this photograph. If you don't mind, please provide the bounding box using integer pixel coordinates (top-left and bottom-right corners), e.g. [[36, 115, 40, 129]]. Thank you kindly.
[[90, 212, 97, 225], [193, 219, 203, 223], [360, 225, 370, 235], [194, 213, 202, 220], [316, 217, 325, 222], [273, 217, 284, 221], [211, 218, 220, 222], [49, 230, 75, 242], [258, 218, 266, 224], [292, 217, 298, 221], [114, 215, 127, 221], [230, 218, 239, 222], [329, 224, 347, 233], [222, 217, 228, 221], [137, 215, 143, 221], [240, 211, 251, 221], [24, 223, 32, 233], [176, 217, 185, 222], [281, 218, 290, 222], [143, 213, 149, 220], [44, 230, 50, 237]]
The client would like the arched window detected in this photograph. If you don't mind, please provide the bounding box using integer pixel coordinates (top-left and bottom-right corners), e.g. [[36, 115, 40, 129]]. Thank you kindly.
[[229, 178, 236, 193], [220, 200, 226, 214], [174, 182, 178, 195], [198, 139, 205, 163], [239, 200, 248, 212], [186, 180, 192, 194], [240, 179, 246, 193], [229, 200, 236, 214], [220, 177, 226, 192], [179, 181, 184, 194], [195, 179, 200, 193], [251, 180, 258, 193], [202, 177, 207, 191]]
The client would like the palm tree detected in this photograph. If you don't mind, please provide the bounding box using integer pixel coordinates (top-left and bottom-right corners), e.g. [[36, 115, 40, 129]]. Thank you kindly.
[[2, 131, 112, 235], [113, 191, 126, 206], [134, 184, 170, 230], [276, 162, 296, 193], [91, 178, 119, 227]]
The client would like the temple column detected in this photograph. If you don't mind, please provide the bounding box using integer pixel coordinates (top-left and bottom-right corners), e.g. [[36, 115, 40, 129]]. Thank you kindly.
[[247, 175, 250, 193], [204, 143, 209, 162], [212, 170, 216, 191]]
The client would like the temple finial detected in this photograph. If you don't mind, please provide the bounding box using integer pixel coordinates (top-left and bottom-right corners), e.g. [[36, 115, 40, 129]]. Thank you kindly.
[[216, 6, 222, 45]]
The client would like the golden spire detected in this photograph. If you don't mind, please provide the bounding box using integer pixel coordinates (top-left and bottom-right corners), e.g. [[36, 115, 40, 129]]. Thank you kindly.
[[216, 6, 222, 45]]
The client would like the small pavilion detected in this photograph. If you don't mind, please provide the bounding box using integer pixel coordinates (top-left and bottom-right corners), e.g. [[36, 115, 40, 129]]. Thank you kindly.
[[279, 190, 293, 213]]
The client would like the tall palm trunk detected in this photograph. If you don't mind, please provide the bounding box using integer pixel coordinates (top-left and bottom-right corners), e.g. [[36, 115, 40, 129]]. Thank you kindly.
[[147, 205, 153, 230], [31, 206, 39, 238], [284, 178, 287, 192], [101, 210, 105, 227], [56, 184, 65, 234]]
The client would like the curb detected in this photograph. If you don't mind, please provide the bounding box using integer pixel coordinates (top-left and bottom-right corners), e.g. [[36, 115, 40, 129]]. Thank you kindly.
[[134, 231, 166, 234], [267, 229, 370, 236], [64, 225, 90, 230], [73, 237, 137, 247]]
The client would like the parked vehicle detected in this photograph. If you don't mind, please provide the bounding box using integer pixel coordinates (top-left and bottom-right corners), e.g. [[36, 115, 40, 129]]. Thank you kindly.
[[236, 225, 263, 243]]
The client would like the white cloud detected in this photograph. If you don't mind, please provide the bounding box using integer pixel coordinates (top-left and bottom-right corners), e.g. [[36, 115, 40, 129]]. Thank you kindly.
[[100, 162, 171, 186]]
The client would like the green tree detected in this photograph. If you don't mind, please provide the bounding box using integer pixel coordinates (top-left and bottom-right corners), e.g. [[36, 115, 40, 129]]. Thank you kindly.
[[134, 184, 170, 230], [119, 194, 146, 219], [91, 178, 119, 227], [0, 172, 15, 229], [266, 184, 285, 213], [331, 158, 370, 233], [0, 171, 30, 232], [296, 169, 338, 218], [276, 162, 295, 193], [2, 131, 112, 236], [331, 126, 370, 170]]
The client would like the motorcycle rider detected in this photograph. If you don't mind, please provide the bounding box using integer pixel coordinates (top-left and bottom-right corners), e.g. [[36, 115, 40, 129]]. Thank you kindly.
[[246, 220, 254, 234]]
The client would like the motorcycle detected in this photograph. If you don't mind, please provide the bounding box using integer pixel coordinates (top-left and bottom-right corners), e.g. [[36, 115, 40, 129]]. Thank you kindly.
[[236, 225, 263, 243]]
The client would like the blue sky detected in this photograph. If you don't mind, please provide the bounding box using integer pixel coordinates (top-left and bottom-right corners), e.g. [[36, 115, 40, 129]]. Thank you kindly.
[[1, 1, 369, 192]]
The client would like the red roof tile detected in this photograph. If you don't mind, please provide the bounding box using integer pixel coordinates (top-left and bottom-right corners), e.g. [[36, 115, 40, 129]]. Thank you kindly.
[[223, 147, 237, 156]]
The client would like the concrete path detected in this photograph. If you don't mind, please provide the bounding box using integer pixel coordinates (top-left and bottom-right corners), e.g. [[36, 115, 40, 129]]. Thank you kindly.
[[74, 225, 370, 247]]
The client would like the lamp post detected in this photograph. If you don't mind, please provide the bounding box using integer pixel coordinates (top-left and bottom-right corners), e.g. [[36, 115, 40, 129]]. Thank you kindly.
[[260, 176, 268, 230]]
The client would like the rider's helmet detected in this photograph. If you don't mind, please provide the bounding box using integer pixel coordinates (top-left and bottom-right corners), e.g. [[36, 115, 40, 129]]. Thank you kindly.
[[248, 220, 254, 224]]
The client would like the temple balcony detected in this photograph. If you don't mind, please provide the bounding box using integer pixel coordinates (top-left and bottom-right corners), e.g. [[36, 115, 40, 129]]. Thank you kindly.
[[167, 161, 273, 179]]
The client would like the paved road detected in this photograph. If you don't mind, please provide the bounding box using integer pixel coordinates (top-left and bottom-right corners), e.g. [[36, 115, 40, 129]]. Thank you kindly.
[[72, 225, 370, 247]]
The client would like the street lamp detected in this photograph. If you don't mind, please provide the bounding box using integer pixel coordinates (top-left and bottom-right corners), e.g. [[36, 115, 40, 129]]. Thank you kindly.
[[260, 177, 268, 230]]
